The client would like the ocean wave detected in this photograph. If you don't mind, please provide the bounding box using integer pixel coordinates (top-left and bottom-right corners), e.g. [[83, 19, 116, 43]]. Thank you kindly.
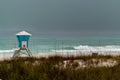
[[52, 45, 120, 54], [0, 50, 14, 53]]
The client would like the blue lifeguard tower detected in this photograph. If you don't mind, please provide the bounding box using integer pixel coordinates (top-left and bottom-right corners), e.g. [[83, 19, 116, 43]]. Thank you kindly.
[[13, 31, 32, 57]]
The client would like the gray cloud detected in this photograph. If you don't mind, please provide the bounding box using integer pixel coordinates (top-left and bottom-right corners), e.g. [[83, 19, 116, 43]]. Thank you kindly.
[[0, 0, 120, 36]]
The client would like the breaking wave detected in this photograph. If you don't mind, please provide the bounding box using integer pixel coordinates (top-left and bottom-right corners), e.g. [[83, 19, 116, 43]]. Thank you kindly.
[[0, 50, 14, 53], [52, 45, 120, 54]]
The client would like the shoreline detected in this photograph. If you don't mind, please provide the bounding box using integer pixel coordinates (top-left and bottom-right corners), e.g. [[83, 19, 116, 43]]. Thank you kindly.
[[0, 52, 120, 61]]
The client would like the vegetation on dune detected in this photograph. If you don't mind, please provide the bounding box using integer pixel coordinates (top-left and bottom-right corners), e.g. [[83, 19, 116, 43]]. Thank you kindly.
[[0, 55, 120, 80]]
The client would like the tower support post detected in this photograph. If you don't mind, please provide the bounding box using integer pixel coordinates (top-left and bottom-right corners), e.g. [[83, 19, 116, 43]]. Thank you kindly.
[[13, 48, 32, 58]]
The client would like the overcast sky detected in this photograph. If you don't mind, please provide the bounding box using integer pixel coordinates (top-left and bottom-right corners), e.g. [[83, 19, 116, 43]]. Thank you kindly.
[[0, 0, 120, 37]]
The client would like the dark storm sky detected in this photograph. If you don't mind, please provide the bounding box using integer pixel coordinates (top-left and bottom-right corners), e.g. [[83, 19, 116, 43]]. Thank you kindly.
[[0, 0, 120, 36]]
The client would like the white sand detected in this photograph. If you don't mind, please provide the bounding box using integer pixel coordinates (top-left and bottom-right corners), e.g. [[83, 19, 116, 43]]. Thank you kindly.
[[0, 52, 120, 61]]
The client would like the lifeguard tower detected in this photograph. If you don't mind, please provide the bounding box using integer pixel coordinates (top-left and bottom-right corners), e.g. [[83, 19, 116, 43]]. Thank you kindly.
[[13, 31, 32, 57]]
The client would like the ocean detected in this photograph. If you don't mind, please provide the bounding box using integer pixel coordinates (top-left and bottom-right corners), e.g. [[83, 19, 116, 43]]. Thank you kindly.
[[1, 36, 120, 59], [30, 36, 120, 54]]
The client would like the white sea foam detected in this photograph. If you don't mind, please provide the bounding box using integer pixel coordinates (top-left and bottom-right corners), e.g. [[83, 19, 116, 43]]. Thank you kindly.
[[52, 45, 120, 55], [0, 50, 14, 53], [74, 45, 120, 53]]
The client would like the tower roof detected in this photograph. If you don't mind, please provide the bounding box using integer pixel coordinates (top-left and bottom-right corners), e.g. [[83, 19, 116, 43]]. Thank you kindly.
[[16, 31, 32, 36]]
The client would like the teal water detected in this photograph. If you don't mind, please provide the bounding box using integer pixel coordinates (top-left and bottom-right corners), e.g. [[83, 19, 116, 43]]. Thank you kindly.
[[1, 36, 120, 54]]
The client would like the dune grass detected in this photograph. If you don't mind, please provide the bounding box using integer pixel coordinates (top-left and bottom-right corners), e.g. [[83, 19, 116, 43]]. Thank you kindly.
[[0, 55, 119, 80]]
